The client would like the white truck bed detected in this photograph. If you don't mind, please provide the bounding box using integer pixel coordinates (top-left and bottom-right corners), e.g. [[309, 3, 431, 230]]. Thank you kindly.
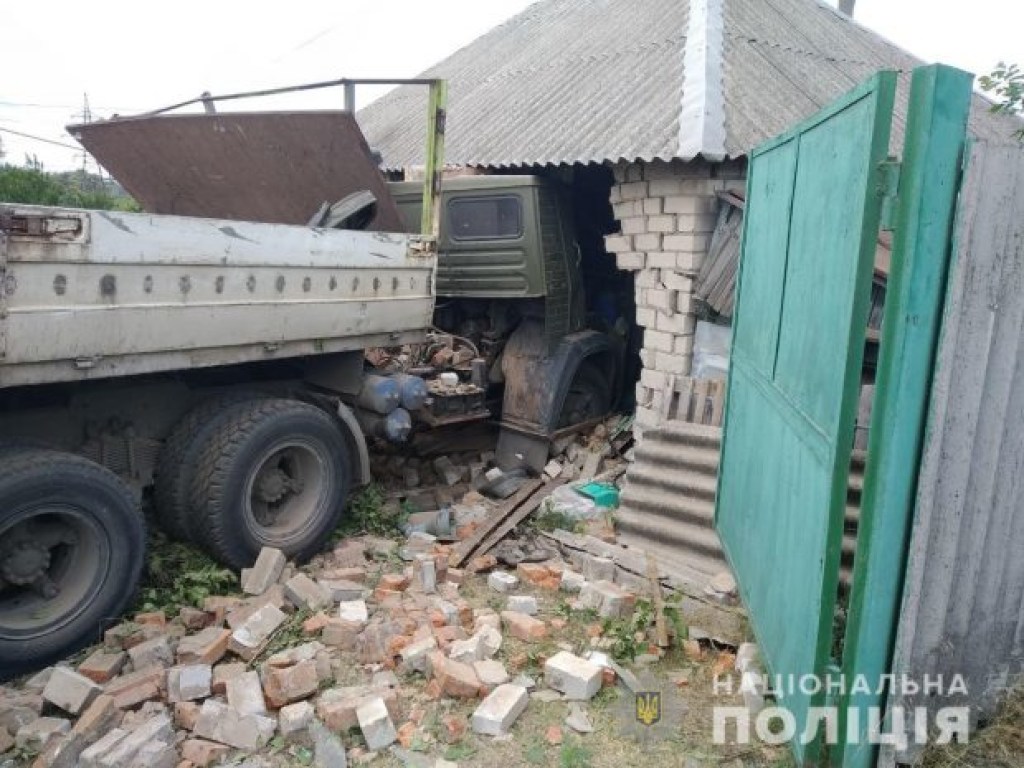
[[0, 205, 436, 388]]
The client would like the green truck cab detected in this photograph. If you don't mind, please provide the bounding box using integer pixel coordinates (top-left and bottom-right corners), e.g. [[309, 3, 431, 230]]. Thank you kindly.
[[389, 175, 622, 469]]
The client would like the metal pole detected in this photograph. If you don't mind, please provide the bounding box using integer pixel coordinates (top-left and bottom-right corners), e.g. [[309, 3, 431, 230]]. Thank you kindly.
[[343, 83, 356, 113], [420, 79, 448, 240]]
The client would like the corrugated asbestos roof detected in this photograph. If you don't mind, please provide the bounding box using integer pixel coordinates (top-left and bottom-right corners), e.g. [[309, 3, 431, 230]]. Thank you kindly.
[[357, 0, 1020, 169]]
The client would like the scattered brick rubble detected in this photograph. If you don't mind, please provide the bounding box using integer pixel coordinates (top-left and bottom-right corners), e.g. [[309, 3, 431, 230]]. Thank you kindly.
[[0, 416, 747, 767]]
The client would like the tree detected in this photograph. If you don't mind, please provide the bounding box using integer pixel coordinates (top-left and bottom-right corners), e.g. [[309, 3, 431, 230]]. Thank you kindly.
[[979, 61, 1024, 140]]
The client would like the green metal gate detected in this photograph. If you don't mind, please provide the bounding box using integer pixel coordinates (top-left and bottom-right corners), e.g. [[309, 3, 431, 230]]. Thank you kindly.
[[715, 65, 972, 766]]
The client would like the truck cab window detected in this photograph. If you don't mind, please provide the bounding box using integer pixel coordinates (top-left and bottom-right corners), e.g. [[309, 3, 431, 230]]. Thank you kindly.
[[448, 196, 522, 240]]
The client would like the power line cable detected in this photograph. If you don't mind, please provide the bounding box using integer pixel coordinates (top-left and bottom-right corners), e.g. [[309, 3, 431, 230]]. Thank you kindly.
[[0, 125, 80, 151]]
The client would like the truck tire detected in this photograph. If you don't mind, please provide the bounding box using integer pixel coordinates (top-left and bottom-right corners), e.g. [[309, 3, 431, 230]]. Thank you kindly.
[[153, 393, 260, 542], [189, 399, 351, 570], [0, 449, 145, 679]]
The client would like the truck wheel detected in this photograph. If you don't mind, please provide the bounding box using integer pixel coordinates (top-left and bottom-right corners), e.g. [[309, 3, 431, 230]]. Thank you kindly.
[[0, 449, 145, 679], [189, 399, 351, 570], [558, 362, 612, 427], [154, 394, 259, 542]]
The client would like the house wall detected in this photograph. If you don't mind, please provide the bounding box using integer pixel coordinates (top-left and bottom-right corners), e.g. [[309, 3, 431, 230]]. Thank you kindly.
[[604, 158, 745, 437]]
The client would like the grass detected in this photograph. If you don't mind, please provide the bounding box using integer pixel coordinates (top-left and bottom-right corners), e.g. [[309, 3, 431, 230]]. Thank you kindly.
[[334, 483, 408, 539], [921, 686, 1024, 768], [135, 530, 238, 613]]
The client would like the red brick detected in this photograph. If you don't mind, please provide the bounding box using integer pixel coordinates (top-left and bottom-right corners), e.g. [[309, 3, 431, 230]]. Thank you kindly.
[[431, 656, 482, 699], [516, 562, 551, 586], [378, 574, 410, 592], [135, 611, 167, 628], [104, 665, 165, 709], [176, 627, 231, 665], [181, 739, 230, 767], [501, 611, 548, 642], [467, 554, 497, 573], [78, 649, 126, 684], [262, 661, 319, 708], [175, 701, 202, 730]]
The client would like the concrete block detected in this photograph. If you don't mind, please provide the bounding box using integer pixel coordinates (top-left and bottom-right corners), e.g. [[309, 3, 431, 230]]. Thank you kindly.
[[618, 181, 649, 201], [78, 728, 128, 768], [619, 216, 647, 235], [643, 329, 675, 353], [635, 306, 656, 328], [448, 634, 484, 664], [471, 684, 529, 736], [615, 251, 645, 270], [604, 234, 633, 253], [580, 580, 636, 619], [642, 197, 663, 215], [229, 604, 287, 661], [193, 699, 276, 751], [315, 684, 398, 732], [15, 717, 71, 751], [487, 571, 519, 593], [42, 667, 101, 715], [167, 664, 212, 702], [634, 233, 662, 251], [319, 578, 364, 602], [506, 595, 538, 616], [278, 700, 315, 738], [357, 696, 397, 751], [544, 651, 602, 701], [338, 599, 369, 624], [647, 214, 677, 232], [415, 554, 437, 593], [241, 547, 287, 595], [400, 636, 438, 673], [473, 659, 510, 688], [560, 570, 587, 593], [226, 670, 267, 716], [646, 251, 678, 269], [285, 573, 332, 611], [127, 635, 173, 670]]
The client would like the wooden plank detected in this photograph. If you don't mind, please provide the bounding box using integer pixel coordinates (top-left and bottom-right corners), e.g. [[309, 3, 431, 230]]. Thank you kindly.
[[448, 478, 543, 567], [692, 378, 710, 424], [675, 377, 694, 422], [660, 373, 677, 422], [709, 379, 726, 426], [647, 551, 671, 647], [472, 477, 570, 558]]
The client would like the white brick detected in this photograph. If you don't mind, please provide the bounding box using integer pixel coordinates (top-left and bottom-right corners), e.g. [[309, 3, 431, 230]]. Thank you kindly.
[[675, 213, 717, 234], [619, 216, 647, 235], [339, 599, 369, 623], [615, 252, 645, 270], [638, 348, 656, 369], [664, 195, 718, 215], [42, 667, 101, 715], [560, 570, 587, 593], [636, 268, 662, 287], [167, 664, 212, 702], [544, 652, 602, 700], [400, 636, 438, 672], [644, 329, 675, 353], [612, 163, 630, 184], [473, 659, 510, 688], [646, 288, 677, 313], [676, 251, 705, 273], [279, 701, 315, 738], [604, 234, 633, 253], [663, 233, 706, 251], [609, 185, 622, 204], [648, 179, 687, 196], [676, 292, 699, 314], [612, 200, 643, 218], [619, 181, 649, 201], [356, 696, 397, 751], [634, 406, 661, 428], [674, 332, 696, 355], [625, 164, 644, 182], [646, 214, 677, 233], [635, 307, 656, 328], [242, 547, 287, 595], [635, 383, 654, 407], [654, 351, 690, 375], [642, 197, 663, 215], [471, 684, 529, 735], [226, 670, 266, 716], [579, 580, 636, 619], [633, 233, 662, 251], [662, 271, 694, 292], [646, 251, 677, 269], [656, 311, 696, 335], [488, 571, 519, 593], [639, 368, 668, 390], [506, 595, 538, 616]]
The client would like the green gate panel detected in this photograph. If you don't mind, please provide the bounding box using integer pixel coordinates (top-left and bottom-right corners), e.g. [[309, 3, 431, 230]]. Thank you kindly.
[[716, 72, 896, 766]]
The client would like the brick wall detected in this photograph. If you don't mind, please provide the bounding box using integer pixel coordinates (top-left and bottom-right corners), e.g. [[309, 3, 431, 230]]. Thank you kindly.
[[604, 158, 745, 437]]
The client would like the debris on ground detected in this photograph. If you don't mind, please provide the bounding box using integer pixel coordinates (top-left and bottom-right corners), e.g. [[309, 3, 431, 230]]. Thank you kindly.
[[0, 415, 781, 767]]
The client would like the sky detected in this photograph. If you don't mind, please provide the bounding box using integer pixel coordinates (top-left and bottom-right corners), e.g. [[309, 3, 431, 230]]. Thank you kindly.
[[1, 0, 1021, 171]]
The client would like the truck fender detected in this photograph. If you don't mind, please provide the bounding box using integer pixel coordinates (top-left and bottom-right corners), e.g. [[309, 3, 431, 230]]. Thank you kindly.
[[335, 400, 372, 487], [500, 319, 617, 438]]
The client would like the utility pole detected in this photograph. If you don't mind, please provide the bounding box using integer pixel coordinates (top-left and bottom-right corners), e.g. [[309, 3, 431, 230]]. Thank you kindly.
[[72, 93, 102, 182]]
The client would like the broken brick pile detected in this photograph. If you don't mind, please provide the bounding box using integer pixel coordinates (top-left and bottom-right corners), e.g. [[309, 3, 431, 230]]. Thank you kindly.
[[0, 533, 651, 768]]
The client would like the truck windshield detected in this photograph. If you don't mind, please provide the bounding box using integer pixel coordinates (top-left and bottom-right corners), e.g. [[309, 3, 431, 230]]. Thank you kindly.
[[448, 195, 522, 240]]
